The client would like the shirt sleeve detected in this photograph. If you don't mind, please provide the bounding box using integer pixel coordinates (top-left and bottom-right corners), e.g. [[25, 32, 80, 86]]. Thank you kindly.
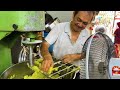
[[45, 24, 61, 45]]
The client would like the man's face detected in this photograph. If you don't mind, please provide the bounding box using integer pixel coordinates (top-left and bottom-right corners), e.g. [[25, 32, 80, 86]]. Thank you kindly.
[[71, 11, 93, 32]]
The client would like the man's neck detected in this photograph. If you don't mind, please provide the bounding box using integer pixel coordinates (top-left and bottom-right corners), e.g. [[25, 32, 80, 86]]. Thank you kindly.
[[70, 24, 81, 43]]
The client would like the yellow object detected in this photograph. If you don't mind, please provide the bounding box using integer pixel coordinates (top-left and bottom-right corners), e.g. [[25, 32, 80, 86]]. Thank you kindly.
[[47, 67, 53, 75], [35, 58, 43, 63], [24, 71, 47, 79], [34, 60, 40, 66], [51, 74, 59, 79], [34, 58, 43, 67], [47, 67, 59, 75], [8, 74, 15, 79], [31, 66, 40, 72], [24, 58, 48, 79]]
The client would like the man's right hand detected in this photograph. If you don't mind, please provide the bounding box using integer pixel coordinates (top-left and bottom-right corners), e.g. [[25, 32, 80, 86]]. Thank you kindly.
[[41, 56, 54, 72], [40, 41, 54, 72]]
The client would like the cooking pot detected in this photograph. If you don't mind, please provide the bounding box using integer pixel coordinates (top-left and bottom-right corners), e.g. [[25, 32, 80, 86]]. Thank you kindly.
[[0, 61, 33, 79]]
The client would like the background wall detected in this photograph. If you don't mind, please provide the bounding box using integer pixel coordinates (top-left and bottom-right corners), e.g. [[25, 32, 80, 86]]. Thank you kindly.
[[46, 11, 73, 22]]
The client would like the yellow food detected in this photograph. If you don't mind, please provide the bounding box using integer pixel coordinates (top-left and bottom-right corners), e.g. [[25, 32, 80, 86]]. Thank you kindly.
[[47, 67, 59, 75], [9, 58, 80, 79], [35, 58, 43, 63], [24, 71, 47, 79], [24, 58, 59, 79], [34, 60, 40, 66], [47, 67, 53, 75], [8, 74, 15, 79], [31, 66, 40, 72], [52, 74, 60, 78]]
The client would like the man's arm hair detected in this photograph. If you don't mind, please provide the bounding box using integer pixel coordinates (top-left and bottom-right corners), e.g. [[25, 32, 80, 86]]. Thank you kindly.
[[40, 40, 52, 58]]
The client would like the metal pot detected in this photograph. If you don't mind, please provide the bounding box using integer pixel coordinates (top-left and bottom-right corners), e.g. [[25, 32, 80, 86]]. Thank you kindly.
[[0, 61, 33, 79]]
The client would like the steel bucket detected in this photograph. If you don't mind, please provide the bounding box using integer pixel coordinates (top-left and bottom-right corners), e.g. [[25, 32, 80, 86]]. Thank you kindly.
[[0, 61, 33, 79]]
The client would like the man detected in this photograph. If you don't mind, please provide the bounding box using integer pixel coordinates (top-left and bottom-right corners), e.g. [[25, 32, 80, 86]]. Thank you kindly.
[[40, 11, 95, 78]]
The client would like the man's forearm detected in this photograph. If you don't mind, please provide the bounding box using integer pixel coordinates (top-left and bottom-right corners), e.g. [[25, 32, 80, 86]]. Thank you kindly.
[[40, 41, 52, 59], [41, 49, 51, 58]]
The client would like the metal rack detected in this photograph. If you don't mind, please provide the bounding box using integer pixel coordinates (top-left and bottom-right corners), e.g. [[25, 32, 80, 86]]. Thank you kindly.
[[45, 60, 80, 79]]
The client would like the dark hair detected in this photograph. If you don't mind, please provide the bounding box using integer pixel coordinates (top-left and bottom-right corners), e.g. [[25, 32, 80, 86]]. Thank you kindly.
[[73, 11, 98, 22], [74, 11, 79, 17], [73, 11, 96, 17]]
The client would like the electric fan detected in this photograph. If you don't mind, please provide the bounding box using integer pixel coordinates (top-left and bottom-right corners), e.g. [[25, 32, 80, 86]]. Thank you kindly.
[[80, 32, 115, 79]]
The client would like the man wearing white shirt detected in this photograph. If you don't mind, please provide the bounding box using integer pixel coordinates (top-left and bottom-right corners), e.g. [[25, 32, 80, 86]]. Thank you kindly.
[[40, 11, 95, 79]]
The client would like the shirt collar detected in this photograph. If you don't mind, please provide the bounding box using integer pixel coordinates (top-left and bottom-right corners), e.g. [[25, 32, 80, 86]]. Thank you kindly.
[[64, 22, 71, 36]]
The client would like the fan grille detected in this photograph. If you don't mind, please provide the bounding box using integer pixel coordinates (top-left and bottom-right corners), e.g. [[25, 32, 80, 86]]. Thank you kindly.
[[88, 34, 108, 79], [80, 33, 111, 79]]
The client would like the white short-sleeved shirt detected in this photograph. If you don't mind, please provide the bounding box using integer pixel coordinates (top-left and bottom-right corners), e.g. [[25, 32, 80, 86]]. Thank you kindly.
[[45, 22, 90, 66]]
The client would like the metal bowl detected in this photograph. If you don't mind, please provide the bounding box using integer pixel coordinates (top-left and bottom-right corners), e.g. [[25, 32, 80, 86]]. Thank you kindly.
[[0, 61, 34, 79]]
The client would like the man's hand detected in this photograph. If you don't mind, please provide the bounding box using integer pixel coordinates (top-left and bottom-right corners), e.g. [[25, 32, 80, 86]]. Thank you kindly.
[[40, 41, 54, 72], [61, 54, 81, 63], [41, 55, 54, 72]]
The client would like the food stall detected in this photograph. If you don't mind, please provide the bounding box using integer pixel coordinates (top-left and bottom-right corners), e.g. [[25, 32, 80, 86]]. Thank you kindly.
[[0, 11, 80, 79]]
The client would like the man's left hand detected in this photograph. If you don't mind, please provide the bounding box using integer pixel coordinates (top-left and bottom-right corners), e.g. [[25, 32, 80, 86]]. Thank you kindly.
[[61, 54, 80, 63]]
